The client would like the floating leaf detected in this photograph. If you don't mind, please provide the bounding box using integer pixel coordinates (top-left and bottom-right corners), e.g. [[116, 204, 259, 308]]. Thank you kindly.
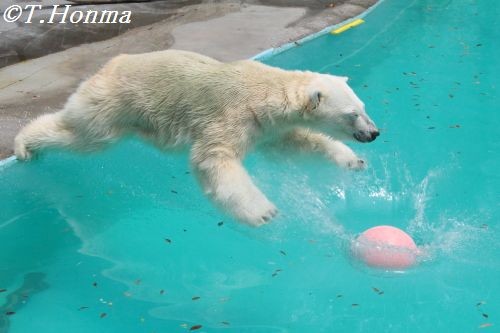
[[280, 250, 287, 256], [221, 321, 230, 326], [192, 296, 200, 301], [217, 221, 224, 226], [171, 190, 178, 194], [165, 238, 172, 244], [190, 324, 202, 331], [482, 313, 489, 318], [352, 304, 359, 307], [100, 313, 107, 319], [92, 282, 98, 287], [78, 306, 89, 311]]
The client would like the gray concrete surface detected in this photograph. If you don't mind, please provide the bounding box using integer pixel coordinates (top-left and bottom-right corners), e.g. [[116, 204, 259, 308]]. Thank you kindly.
[[0, 0, 378, 159]]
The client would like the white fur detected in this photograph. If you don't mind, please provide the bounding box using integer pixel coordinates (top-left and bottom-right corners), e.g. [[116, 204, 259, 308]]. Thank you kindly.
[[14, 50, 378, 226]]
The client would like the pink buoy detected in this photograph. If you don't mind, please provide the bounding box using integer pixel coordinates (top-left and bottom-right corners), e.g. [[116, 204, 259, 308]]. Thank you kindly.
[[352, 225, 419, 269]]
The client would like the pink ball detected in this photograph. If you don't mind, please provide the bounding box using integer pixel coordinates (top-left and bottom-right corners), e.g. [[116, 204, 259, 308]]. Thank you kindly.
[[352, 225, 419, 269]]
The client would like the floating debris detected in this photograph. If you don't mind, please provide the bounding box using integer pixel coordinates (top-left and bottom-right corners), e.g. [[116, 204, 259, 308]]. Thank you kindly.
[[449, 124, 461, 128], [272, 269, 283, 277], [92, 282, 98, 287], [192, 296, 200, 301], [190, 324, 202, 331], [336, 294, 343, 298], [217, 221, 224, 226], [165, 238, 172, 244], [100, 313, 107, 319], [221, 321, 230, 326], [483, 314, 489, 319], [171, 190, 178, 194], [123, 291, 132, 297], [0, 289, 6, 293], [134, 279, 142, 285], [160, 290, 165, 295], [5, 311, 15, 316], [280, 250, 287, 256], [352, 304, 359, 307], [479, 323, 493, 329], [449, 94, 454, 98], [78, 306, 89, 311], [428, 126, 436, 130]]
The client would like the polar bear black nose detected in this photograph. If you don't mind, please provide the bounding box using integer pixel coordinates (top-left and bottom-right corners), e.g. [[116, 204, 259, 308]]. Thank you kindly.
[[371, 130, 380, 139]]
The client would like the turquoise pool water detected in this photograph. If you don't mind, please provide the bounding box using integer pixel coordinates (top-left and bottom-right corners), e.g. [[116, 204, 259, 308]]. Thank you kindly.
[[1, 0, 499, 332]]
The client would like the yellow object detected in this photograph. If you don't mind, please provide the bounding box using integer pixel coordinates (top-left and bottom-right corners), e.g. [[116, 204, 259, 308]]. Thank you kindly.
[[331, 18, 365, 34]]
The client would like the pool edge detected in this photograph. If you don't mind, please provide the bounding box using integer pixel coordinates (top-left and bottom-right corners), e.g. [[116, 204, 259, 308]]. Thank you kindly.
[[0, 155, 17, 170], [251, 0, 385, 61]]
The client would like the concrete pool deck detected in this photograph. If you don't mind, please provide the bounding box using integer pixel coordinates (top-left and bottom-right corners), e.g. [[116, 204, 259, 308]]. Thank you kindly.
[[0, 0, 377, 159]]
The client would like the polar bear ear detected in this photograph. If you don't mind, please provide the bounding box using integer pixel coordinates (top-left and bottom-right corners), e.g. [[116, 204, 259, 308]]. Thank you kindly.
[[306, 90, 322, 112]]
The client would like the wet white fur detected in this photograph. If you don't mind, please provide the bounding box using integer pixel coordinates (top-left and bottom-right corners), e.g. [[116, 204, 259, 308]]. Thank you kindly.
[[14, 50, 377, 226]]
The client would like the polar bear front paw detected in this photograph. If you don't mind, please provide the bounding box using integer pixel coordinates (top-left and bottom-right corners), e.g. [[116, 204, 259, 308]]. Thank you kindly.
[[239, 197, 278, 227], [325, 143, 366, 171], [346, 158, 366, 170]]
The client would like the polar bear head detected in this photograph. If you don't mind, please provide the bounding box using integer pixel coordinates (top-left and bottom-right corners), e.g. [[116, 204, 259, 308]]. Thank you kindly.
[[303, 75, 379, 143]]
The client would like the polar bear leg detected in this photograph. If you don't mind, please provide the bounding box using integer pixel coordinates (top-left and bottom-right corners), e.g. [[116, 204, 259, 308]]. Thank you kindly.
[[14, 110, 118, 160], [14, 112, 76, 160], [284, 128, 366, 170], [193, 154, 278, 226]]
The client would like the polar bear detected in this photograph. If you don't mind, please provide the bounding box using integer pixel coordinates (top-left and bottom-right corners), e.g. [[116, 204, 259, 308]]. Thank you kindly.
[[14, 50, 379, 226]]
